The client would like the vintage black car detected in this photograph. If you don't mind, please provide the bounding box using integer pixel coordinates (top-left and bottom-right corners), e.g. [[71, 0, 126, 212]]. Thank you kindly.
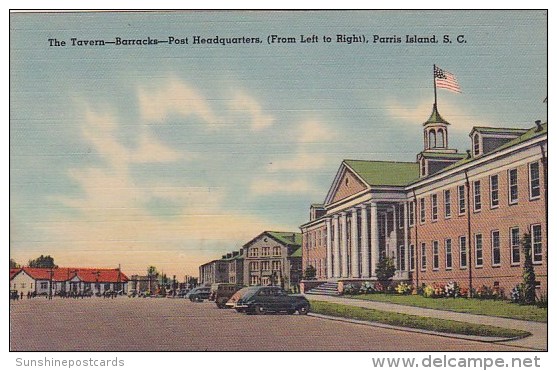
[[186, 287, 211, 302], [234, 286, 310, 315]]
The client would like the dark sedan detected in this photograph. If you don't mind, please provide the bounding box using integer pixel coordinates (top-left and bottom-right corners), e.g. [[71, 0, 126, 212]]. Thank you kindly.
[[234, 286, 310, 315]]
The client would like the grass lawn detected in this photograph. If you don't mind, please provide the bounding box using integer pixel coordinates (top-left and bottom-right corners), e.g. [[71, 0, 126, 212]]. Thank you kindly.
[[344, 294, 547, 323], [310, 300, 531, 339]]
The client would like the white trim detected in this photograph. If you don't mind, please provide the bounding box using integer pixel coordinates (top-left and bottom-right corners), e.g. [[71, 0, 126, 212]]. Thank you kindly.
[[473, 180, 482, 212], [474, 233, 483, 268], [530, 224, 543, 264], [508, 168, 519, 205], [510, 227, 521, 266], [489, 174, 500, 209], [445, 238, 453, 270], [528, 161, 541, 201], [406, 134, 546, 191], [491, 230, 501, 267]]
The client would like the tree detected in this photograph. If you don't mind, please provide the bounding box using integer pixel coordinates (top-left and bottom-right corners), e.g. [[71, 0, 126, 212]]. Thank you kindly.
[[303, 265, 317, 280], [521, 233, 536, 305], [147, 266, 159, 277], [28, 255, 57, 268], [10, 258, 20, 269], [376, 256, 396, 283]]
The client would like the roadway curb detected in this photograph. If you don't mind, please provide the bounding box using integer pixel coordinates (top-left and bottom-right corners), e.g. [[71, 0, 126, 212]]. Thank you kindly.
[[307, 313, 529, 345]]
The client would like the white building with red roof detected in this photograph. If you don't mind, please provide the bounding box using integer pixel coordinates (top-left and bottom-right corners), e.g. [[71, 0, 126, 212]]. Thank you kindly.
[[10, 267, 128, 296]]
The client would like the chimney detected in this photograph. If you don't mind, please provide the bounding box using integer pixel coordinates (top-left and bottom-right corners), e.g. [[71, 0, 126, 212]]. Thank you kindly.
[[226, 253, 232, 259], [222, 255, 226, 260], [535, 120, 543, 132], [232, 251, 239, 257]]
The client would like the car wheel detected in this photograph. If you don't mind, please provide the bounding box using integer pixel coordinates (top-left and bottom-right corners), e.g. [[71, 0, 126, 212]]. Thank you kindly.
[[298, 304, 309, 315], [254, 304, 266, 315]]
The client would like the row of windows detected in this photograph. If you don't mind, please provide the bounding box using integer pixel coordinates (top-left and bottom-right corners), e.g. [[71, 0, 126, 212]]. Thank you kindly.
[[413, 161, 541, 225], [249, 261, 282, 271], [248, 246, 282, 257], [409, 224, 543, 272], [305, 229, 326, 250]]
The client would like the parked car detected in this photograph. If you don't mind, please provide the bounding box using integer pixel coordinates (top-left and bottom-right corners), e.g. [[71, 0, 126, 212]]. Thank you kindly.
[[209, 283, 245, 308], [234, 286, 310, 315], [186, 287, 211, 302], [226, 287, 259, 311]]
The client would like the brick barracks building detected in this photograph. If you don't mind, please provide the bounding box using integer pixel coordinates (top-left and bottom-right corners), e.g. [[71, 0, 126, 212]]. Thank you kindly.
[[300, 104, 547, 295]]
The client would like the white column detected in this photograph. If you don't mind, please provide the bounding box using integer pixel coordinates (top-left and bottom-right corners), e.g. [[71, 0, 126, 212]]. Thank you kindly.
[[403, 202, 409, 272], [326, 217, 333, 278], [360, 204, 370, 277], [333, 215, 341, 278], [392, 205, 398, 266], [370, 202, 379, 277], [351, 208, 360, 278], [340, 212, 348, 278]]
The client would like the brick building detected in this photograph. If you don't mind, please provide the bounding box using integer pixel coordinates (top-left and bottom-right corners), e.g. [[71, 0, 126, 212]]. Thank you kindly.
[[300, 104, 547, 295], [198, 259, 229, 285], [242, 231, 302, 290]]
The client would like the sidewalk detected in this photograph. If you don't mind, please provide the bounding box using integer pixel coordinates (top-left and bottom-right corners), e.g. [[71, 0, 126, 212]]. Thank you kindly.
[[308, 294, 547, 351]]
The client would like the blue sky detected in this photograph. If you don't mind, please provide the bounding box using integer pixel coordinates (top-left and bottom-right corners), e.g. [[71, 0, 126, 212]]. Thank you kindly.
[[10, 11, 547, 277]]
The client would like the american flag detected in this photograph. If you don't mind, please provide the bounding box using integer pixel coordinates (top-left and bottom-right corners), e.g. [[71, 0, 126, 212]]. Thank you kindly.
[[434, 66, 461, 93]]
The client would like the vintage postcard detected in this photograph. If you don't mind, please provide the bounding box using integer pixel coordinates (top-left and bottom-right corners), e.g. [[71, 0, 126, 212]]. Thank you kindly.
[[9, 10, 547, 359]]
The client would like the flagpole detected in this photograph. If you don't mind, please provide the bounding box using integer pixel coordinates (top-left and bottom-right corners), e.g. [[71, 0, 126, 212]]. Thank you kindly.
[[433, 64, 438, 107]]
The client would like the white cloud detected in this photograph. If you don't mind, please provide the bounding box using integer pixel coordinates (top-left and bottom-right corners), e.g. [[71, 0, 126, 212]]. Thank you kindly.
[[46, 103, 286, 277], [383, 99, 481, 132], [298, 119, 335, 143], [137, 78, 221, 125], [227, 91, 275, 130], [250, 178, 314, 196]]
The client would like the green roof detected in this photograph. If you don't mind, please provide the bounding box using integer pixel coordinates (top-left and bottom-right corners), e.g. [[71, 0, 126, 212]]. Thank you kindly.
[[344, 160, 419, 187], [420, 152, 467, 159], [423, 104, 449, 126], [471, 126, 529, 134], [266, 231, 302, 247], [290, 247, 302, 258], [437, 123, 547, 174]]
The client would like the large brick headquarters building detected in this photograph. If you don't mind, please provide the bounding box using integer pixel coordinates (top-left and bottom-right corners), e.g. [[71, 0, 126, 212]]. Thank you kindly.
[[300, 104, 547, 295]]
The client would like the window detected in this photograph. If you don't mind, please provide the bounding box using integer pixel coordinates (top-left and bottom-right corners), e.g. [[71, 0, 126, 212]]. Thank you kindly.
[[273, 246, 281, 256], [431, 194, 438, 221], [458, 185, 466, 215], [250, 276, 259, 285], [420, 198, 426, 223], [490, 175, 499, 208], [437, 129, 445, 148], [262, 247, 270, 256], [444, 189, 451, 218], [529, 162, 541, 199], [409, 244, 415, 271], [473, 133, 480, 156], [531, 225, 542, 263], [272, 260, 281, 271], [492, 230, 501, 266], [261, 261, 270, 271], [429, 130, 436, 148], [249, 248, 259, 257], [21, 283, 26, 289], [445, 239, 453, 269], [473, 180, 481, 211], [421, 158, 427, 176], [250, 261, 259, 271], [459, 236, 467, 268], [399, 245, 405, 270], [475, 234, 483, 267], [41, 282, 48, 289], [510, 227, 520, 265], [261, 277, 270, 286], [409, 201, 415, 226], [432, 241, 439, 270], [421, 243, 426, 271], [508, 169, 518, 204]]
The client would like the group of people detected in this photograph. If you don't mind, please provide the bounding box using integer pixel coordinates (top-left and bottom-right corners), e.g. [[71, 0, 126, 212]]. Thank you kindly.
[[10, 290, 39, 300]]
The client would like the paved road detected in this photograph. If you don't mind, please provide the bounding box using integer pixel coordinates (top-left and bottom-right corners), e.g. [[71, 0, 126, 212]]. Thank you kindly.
[[10, 297, 520, 351]]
